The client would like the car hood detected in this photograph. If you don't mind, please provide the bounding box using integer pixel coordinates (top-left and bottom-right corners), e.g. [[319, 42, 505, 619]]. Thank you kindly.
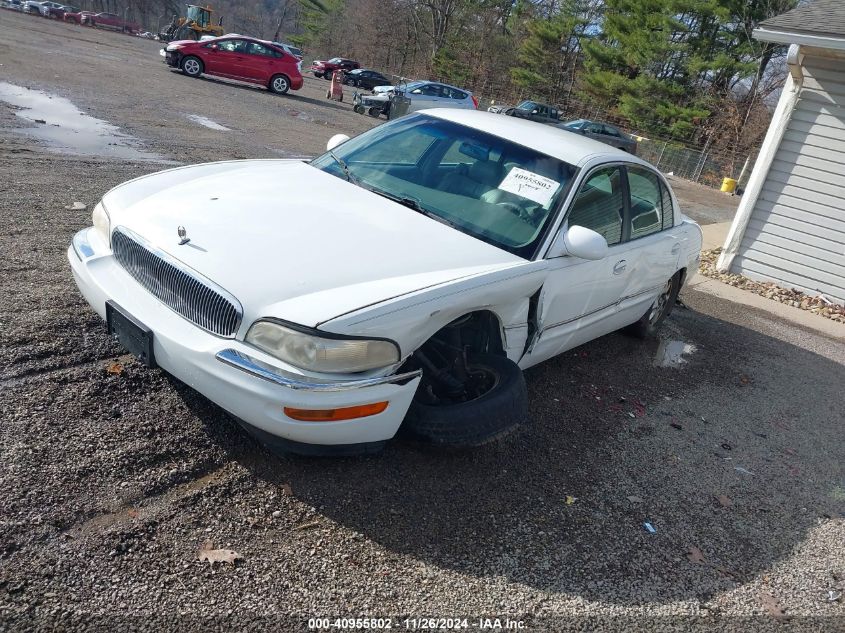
[[103, 160, 526, 332]]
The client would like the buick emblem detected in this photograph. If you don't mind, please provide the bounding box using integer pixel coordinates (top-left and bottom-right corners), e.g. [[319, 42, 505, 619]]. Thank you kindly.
[[177, 226, 190, 245]]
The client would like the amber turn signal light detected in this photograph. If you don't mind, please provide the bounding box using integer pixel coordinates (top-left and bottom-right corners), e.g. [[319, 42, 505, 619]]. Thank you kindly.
[[284, 401, 389, 422]]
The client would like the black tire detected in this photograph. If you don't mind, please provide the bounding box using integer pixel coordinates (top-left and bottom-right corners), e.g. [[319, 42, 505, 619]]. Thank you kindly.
[[269, 74, 290, 94], [626, 271, 682, 338], [323, 72, 333, 81], [180, 55, 203, 78], [400, 353, 528, 447], [353, 104, 365, 114], [367, 106, 381, 118]]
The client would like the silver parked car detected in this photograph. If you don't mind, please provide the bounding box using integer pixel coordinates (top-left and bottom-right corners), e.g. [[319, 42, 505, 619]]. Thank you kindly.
[[559, 119, 638, 154], [390, 81, 478, 115]]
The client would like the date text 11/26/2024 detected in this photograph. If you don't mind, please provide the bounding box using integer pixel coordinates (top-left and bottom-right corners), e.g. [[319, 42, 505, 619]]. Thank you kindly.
[[308, 618, 526, 630]]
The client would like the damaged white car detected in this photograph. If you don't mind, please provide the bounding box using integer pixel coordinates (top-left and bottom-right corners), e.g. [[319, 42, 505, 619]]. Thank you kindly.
[[69, 110, 702, 455]]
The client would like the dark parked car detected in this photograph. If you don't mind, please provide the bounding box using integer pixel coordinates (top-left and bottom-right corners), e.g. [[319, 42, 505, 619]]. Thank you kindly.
[[559, 119, 638, 154], [309, 57, 360, 79], [505, 100, 560, 124], [343, 69, 390, 90]]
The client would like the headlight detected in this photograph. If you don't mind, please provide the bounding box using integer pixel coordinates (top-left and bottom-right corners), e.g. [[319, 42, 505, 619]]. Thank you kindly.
[[246, 320, 400, 374], [92, 201, 111, 242]]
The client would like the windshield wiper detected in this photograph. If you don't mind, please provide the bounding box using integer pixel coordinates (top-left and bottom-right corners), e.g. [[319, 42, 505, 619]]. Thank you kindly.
[[329, 149, 358, 184], [368, 188, 459, 229]]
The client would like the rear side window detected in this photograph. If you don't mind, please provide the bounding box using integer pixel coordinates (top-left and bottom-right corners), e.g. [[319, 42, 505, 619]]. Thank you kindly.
[[627, 166, 664, 239], [248, 42, 274, 57]]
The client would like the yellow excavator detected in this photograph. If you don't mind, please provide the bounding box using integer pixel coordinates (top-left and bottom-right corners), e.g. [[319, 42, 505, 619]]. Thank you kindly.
[[160, 5, 224, 42]]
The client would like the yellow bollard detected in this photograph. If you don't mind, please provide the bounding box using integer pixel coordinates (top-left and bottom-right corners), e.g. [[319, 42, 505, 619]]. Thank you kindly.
[[721, 177, 737, 194]]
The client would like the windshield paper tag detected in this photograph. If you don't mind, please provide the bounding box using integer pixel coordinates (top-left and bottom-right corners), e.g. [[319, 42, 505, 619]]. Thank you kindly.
[[498, 168, 559, 206]]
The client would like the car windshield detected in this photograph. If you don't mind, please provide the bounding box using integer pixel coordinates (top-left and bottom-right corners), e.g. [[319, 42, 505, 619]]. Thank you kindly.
[[310, 114, 577, 258], [563, 119, 587, 129], [400, 80, 425, 91], [517, 101, 537, 111]]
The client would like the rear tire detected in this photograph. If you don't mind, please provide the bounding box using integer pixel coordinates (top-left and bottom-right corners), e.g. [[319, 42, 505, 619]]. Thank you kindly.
[[400, 353, 528, 448], [626, 271, 681, 338], [180, 55, 203, 78], [269, 74, 290, 94]]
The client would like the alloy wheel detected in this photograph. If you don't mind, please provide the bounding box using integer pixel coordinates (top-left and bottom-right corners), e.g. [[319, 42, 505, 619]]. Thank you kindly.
[[648, 279, 673, 324]]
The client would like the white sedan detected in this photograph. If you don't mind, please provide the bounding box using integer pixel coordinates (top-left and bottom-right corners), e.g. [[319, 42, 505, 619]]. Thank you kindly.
[[69, 110, 702, 455]]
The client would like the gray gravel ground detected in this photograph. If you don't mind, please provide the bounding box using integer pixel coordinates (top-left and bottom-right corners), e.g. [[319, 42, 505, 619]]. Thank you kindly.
[[1, 10, 844, 632]]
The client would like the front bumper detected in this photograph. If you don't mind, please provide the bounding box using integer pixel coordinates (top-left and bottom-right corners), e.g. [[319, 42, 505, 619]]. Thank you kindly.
[[68, 227, 421, 448]]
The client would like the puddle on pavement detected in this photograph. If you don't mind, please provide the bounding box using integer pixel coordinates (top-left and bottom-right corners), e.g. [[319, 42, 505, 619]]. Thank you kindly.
[[186, 114, 230, 131], [0, 81, 169, 162], [654, 339, 697, 368]]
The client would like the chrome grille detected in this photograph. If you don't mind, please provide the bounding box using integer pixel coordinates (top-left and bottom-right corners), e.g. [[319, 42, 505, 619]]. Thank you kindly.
[[111, 227, 243, 337]]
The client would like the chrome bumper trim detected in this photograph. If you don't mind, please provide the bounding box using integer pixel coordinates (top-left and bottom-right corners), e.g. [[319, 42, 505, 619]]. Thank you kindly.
[[216, 348, 422, 392], [71, 229, 95, 260]]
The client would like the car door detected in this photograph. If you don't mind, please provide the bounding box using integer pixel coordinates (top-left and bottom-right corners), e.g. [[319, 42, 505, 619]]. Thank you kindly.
[[583, 122, 605, 142], [243, 41, 276, 83], [525, 165, 635, 366], [532, 104, 548, 123], [614, 164, 683, 323], [206, 39, 247, 77], [407, 83, 442, 112]]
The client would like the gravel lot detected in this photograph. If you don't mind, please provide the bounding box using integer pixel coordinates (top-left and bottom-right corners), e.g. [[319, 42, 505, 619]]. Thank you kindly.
[[1, 11, 843, 632]]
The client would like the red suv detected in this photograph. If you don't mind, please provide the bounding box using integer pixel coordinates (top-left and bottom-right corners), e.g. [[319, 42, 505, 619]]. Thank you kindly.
[[310, 57, 360, 80], [165, 36, 304, 95], [81, 12, 139, 33]]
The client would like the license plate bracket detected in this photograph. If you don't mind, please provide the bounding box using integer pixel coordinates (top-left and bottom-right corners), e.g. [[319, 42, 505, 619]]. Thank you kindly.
[[105, 300, 156, 368]]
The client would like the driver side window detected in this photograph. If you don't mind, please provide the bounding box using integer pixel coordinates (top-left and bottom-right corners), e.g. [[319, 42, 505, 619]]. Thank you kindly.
[[566, 167, 624, 245], [216, 39, 245, 53]]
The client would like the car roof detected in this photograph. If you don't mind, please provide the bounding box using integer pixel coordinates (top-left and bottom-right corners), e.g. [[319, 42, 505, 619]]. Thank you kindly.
[[424, 110, 642, 167], [412, 80, 472, 95]]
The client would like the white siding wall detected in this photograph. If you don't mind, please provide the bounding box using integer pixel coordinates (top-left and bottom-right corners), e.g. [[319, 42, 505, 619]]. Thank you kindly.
[[734, 55, 845, 302]]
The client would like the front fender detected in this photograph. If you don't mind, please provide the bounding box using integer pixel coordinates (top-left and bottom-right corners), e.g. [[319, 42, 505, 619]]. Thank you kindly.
[[319, 261, 548, 362]]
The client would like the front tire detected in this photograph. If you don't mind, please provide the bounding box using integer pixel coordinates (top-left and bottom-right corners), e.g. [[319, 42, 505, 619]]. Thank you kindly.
[[401, 353, 528, 447], [269, 74, 290, 94], [627, 271, 682, 338], [180, 55, 203, 78]]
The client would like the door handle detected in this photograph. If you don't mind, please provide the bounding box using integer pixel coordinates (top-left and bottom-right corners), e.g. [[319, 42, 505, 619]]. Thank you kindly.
[[613, 260, 627, 275], [671, 243, 681, 255]]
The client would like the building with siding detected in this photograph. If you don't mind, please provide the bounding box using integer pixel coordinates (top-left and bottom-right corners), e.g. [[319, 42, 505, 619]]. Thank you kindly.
[[718, 0, 845, 304]]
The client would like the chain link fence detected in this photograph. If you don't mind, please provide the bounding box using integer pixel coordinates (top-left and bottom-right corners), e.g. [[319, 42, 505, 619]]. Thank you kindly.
[[636, 139, 754, 190], [476, 95, 755, 191]]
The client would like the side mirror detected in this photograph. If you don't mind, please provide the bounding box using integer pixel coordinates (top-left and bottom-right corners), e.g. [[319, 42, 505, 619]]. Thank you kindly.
[[210, 44, 218, 51], [326, 134, 350, 151], [532, 109, 539, 114], [548, 225, 608, 260]]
